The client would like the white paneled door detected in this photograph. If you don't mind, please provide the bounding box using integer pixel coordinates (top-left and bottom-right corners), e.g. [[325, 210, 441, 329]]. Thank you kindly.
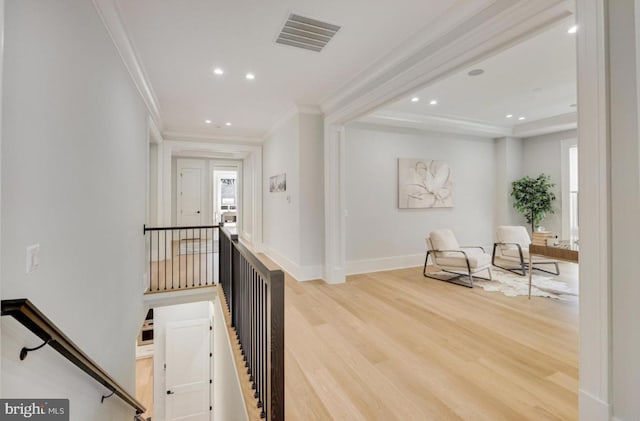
[[165, 319, 211, 420], [178, 160, 204, 227]]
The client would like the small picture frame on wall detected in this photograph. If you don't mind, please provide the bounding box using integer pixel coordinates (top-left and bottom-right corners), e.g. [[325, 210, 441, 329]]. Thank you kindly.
[[269, 173, 287, 193]]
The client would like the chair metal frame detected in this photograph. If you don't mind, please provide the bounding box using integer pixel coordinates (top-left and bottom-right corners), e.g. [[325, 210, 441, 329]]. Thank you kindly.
[[491, 242, 560, 276], [423, 245, 492, 288]]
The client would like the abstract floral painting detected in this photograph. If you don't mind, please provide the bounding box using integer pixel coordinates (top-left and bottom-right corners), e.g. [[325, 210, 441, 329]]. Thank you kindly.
[[398, 158, 453, 208]]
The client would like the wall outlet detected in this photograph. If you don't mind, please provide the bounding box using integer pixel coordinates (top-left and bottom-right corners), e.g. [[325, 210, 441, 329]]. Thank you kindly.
[[26, 244, 40, 274]]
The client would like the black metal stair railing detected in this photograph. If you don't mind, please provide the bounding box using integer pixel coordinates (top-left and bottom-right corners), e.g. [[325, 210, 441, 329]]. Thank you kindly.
[[219, 226, 284, 421], [143, 224, 219, 293], [1, 299, 146, 419]]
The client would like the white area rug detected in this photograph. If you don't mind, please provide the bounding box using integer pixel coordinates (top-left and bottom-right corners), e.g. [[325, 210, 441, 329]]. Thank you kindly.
[[470, 269, 578, 301], [179, 240, 218, 255]]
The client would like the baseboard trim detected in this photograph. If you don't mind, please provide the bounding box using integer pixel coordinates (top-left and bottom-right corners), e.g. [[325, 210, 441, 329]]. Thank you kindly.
[[262, 245, 323, 282], [347, 253, 424, 275], [579, 389, 611, 421]]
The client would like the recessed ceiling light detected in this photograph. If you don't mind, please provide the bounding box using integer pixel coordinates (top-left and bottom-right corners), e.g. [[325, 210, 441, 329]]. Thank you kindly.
[[518, 116, 526, 121], [213, 67, 224, 75], [429, 99, 438, 105], [205, 119, 212, 124], [468, 68, 485, 76], [568, 25, 578, 34], [411, 97, 420, 103], [225, 122, 232, 126], [506, 114, 513, 118], [245, 72, 255, 80]]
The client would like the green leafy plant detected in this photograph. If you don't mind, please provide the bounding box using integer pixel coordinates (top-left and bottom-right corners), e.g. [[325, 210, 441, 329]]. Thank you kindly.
[[511, 174, 556, 233]]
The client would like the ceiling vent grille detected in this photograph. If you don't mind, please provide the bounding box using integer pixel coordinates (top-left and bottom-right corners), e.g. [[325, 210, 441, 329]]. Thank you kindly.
[[276, 13, 340, 52]]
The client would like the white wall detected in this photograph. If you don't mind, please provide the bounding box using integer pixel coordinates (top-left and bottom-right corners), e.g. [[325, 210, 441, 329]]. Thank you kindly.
[[521, 129, 577, 235], [213, 296, 248, 421], [149, 143, 159, 226], [1, 0, 147, 418], [262, 111, 324, 280], [345, 123, 496, 274], [263, 114, 301, 266], [298, 114, 324, 267], [153, 301, 213, 421], [494, 137, 523, 228]]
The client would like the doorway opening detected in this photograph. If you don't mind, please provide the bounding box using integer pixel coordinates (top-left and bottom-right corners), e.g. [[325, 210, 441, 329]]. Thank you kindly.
[[213, 168, 238, 226]]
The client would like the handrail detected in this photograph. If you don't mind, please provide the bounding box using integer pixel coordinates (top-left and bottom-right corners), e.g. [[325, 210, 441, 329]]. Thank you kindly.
[[1, 299, 146, 415], [143, 223, 220, 232], [219, 226, 284, 421]]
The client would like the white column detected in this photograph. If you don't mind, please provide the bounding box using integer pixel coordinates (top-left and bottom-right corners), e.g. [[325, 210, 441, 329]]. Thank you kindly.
[[607, 1, 640, 419], [323, 123, 346, 283], [576, 0, 611, 418]]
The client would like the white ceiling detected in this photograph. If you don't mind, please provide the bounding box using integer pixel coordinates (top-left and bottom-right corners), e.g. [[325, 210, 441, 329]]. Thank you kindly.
[[116, 0, 461, 139], [376, 18, 577, 135]]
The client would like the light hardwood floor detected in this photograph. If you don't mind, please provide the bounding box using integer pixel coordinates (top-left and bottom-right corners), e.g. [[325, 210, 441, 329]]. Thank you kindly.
[[147, 239, 215, 293], [135, 357, 154, 420], [279, 262, 578, 420]]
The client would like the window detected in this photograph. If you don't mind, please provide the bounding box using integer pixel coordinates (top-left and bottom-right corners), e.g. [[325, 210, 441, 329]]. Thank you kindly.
[[569, 145, 579, 243]]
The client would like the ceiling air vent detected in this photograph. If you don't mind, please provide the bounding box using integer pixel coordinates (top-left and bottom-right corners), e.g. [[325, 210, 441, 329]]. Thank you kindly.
[[276, 13, 340, 52]]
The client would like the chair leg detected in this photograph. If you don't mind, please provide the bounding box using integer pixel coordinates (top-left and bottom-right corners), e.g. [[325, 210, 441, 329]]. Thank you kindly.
[[487, 267, 492, 281], [423, 251, 431, 277]]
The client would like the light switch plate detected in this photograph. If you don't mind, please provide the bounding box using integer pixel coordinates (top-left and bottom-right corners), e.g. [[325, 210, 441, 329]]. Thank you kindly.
[[26, 244, 40, 274]]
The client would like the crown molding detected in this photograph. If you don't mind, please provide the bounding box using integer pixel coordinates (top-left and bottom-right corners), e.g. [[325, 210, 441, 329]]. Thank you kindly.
[[262, 104, 324, 140], [513, 111, 577, 137], [92, 0, 163, 130], [359, 110, 511, 137], [357, 110, 577, 139], [162, 131, 263, 145], [321, 0, 573, 125]]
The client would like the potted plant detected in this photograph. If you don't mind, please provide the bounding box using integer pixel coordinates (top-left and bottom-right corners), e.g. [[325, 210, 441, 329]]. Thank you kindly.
[[511, 174, 556, 233]]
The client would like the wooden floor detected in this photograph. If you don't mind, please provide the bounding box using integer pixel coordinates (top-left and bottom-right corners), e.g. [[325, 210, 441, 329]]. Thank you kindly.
[[135, 357, 154, 420], [280, 262, 578, 420], [147, 239, 216, 293]]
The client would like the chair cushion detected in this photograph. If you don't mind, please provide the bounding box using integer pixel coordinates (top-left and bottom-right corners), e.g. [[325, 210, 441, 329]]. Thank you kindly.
[[434, 249, 491, 270], [496, 225, 530, 247], [429, 229, 460, 256]]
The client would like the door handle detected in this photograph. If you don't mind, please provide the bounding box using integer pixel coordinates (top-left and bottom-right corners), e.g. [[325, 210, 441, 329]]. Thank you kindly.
[[167, 390, 175, 395], [197, 211, 201, 214]]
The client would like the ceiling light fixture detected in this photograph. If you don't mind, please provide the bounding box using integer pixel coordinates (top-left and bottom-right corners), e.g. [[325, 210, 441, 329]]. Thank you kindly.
[[468, 68, 485, 76], [429, 100, 438, 105], [225, 122, 232, 126], [213, 68, 224, 75], [205, 119, 212, 124], [411, 97, 420, 103], [506, 114, 513, 118], [518, 116, 526, 121], [568, 25, 578, 34], [245, 72, 255, 80]]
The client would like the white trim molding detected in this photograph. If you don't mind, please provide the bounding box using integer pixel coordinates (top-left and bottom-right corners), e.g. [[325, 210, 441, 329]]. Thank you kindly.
[[322, 0, 573, 124], [262, 245, 323, 282], [576, 0, 612, 419], [512, 112, 577, 137], [346, 254, 424, 276], [359, 111, 511, 137], [163, 131, 263, 145], [262, 104, 324, 140], [92, 0, 163, 130]]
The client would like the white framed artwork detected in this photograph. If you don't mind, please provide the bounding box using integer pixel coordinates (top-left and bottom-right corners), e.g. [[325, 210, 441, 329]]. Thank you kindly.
[[398, 158, 453, 209]]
